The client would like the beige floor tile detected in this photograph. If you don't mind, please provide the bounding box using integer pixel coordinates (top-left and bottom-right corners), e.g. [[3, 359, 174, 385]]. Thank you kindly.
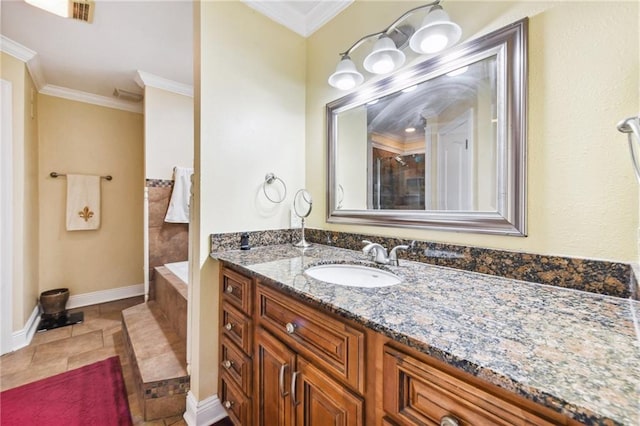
[[66, 346, 121, 370], [31, 329, 104, 363], [69, 304, 100, 320], [0, 357, 68, 391], [100, 297, 145, 315], [30, 326, 72, 345], [0, 346, 35, 376], [71, 316, 122, 336], [164, 415, 186, 425]]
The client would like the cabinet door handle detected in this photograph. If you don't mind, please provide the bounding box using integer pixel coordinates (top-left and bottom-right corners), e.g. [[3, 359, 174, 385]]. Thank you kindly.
[[224, 322, 234, 331], [291, 371, 300, 406], [285, 322, 296, 334], [223, 400, 234, 409], [225, 284, 234, 294], [440, 415, 460, 426], [221, 359, 233, 369], [279, 363, 289, 397]]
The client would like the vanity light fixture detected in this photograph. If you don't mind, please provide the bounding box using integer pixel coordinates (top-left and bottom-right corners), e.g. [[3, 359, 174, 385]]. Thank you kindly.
[[328, 1, 462, 90]]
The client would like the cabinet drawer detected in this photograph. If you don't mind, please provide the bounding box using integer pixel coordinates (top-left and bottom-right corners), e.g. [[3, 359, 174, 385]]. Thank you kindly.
[[221, 301, 253, 355], [220, 335, 252, 396], [220, 371, 252, 426], [257, 284, 365, 393], [383, 345, 566, 426], [221, 267, 253, 315]]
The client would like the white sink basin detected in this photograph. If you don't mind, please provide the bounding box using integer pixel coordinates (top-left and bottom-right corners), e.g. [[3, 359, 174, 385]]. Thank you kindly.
[[304, 264, 402, 288]]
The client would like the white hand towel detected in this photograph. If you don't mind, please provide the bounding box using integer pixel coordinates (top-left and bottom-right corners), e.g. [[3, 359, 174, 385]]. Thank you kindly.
[[165, 166, 194, 223], [66, 174, 101, 231]]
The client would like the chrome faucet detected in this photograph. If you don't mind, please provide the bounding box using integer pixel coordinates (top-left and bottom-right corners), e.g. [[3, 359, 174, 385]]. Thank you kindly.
[[362, 240, 412, 266], [362, 240, 389, 264]]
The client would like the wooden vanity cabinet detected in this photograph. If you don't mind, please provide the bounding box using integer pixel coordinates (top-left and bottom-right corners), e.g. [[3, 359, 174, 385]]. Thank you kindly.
[[218, 265, 579, 426], [382, 344, 581, 426], [255, 283, 365, 426], [219, 267, 254, 426]]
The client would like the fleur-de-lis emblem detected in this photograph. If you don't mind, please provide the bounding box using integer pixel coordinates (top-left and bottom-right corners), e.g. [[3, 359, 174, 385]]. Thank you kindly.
[[78, 206, 94, 222]]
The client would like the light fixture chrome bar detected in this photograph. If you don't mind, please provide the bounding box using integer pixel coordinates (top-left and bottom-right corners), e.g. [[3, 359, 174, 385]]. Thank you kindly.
[[338, 0, 441, 57], [328, 0, 461, 90]]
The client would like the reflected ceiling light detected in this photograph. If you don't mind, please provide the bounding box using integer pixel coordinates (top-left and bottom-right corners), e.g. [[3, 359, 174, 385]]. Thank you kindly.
[[446, 65, 468, 77], [409, 5, 462, 54], [363, 36, 406, 75], [328, 1, 462, 91], [405, 127, 416, 133], [366, 99, 379, 106], [402, 85, 418, 93]]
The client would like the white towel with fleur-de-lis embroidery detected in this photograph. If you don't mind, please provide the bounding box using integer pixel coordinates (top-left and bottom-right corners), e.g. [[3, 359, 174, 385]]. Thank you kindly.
[[66, 174, 101, 231]]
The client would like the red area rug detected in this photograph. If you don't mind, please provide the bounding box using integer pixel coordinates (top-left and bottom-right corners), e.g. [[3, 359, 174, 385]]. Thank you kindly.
[[1, 356, 132, 426]]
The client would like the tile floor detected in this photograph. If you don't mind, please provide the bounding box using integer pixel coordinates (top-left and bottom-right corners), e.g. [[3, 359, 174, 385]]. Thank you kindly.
[[0, 297, 187, 426]]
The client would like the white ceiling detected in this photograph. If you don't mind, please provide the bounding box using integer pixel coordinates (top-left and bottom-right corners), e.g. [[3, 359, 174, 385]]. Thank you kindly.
[[0, 0, 350, 112]]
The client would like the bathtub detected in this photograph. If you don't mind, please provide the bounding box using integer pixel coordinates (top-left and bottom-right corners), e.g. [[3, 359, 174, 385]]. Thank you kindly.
[[164, 261, 188, 284]]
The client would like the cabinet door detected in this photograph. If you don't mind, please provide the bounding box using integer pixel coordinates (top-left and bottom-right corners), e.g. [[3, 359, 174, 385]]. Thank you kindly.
[[256, 327, 296, 426], [294, 357, 364, 426]]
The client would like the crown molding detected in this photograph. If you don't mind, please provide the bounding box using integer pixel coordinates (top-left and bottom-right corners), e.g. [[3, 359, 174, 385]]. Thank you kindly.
[[304, 1, 353, 36], [0, 35, 36, 62], [25, 55, 46, 91], [40, 84, 143, 114], [243, 1, 307, 36], [241, 0, 352, 37], [135, 70, 193, 98]]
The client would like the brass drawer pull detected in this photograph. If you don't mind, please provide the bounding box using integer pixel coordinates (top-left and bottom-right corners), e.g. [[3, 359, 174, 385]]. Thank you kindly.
[[225, 284, 234, 294], [440, 415, 460, 426], [279, 363, 289, 397], [222, 359, 233, 369], [223, 400, 234, 409], [285, 322, 296, 334], [224, 322, 234, 331]]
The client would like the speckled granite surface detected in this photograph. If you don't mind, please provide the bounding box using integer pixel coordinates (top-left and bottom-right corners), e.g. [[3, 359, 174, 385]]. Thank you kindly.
[[211, 244, 640, 426]]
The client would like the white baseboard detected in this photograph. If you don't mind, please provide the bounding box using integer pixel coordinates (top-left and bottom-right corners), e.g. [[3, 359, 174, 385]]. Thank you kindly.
[[9, 284, 144, 351], [12, 304, 41, 351], [183, 391, 227, 426], [66, 283, 144, 309]]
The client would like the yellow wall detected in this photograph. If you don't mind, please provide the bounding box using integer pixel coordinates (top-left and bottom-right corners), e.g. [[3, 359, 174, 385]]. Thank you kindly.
[[144, 86, 194, 180], [306, 1, 639, 262], [194, 0, 306, 401], [1, 52, 40, 331], [38, 95, 144, 296]]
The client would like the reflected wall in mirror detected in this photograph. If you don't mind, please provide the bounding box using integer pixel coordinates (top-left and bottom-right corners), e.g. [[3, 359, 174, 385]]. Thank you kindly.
[[328, 19, 527, 235]]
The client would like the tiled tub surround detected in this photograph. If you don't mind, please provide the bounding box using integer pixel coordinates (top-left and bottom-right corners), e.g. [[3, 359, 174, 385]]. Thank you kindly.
[[147, 179, 189, 286], [211, 244, 640, 425], [211, 229, 635, 298]]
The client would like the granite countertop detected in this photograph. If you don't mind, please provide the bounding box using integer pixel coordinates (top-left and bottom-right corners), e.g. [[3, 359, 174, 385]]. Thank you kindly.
[[211, 244, 640, 425]]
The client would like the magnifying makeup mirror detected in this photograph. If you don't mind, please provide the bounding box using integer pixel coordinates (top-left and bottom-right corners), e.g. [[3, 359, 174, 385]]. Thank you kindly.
[[293, 189, 313, 248]]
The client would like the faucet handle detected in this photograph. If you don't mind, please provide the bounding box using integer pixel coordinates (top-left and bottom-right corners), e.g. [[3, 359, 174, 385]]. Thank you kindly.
[[389, 244, 410, 266]]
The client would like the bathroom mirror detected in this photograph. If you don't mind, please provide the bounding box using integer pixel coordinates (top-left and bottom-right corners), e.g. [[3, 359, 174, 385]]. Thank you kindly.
[[327, 19, 527, 235]]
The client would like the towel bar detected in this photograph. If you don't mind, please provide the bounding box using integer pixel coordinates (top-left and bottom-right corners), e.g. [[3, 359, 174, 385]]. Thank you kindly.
[[50, 172, 113, 181]]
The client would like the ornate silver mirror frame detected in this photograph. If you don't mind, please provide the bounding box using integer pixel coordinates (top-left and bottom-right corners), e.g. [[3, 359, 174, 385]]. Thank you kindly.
[[326, 19, 527, 235]]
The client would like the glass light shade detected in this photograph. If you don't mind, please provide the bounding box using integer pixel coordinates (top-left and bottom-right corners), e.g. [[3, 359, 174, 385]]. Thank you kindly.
[[328, 57, 365, 90], [363, 36, 406, 75], [409, 6, 462, 55]]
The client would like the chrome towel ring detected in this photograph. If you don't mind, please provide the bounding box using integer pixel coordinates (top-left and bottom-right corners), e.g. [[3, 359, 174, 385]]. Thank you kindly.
[[617, 116, 640, 183], [263, 172, 287, 203]]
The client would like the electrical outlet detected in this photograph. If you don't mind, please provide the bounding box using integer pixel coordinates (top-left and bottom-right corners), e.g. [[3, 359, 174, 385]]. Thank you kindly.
[[290, 209, 302, 229]]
